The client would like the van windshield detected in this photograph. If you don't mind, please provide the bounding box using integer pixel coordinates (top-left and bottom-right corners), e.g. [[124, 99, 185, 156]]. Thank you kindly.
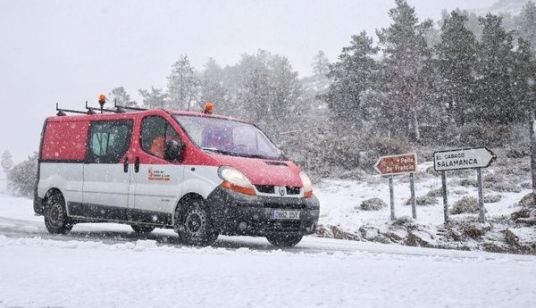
[[174, 115, 284, 160]]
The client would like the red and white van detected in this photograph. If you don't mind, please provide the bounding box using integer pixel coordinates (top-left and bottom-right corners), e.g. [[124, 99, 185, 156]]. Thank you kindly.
[[34, 106, 319, 247]]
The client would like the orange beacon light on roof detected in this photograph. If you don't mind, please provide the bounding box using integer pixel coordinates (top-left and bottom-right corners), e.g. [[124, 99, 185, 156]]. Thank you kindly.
[[203, 101, 213, 114]]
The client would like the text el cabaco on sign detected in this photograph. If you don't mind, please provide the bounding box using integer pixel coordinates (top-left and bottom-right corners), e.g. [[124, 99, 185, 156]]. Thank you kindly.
[[434, 152, 478, 169]]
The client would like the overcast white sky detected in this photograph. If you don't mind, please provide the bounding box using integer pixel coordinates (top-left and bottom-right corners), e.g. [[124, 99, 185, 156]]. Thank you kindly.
[[0, 0, 497, 160]]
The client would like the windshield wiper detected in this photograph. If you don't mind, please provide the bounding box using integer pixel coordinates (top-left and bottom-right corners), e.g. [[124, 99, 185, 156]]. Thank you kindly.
[[202, 147, 224, 153], [201, 147, 236, 156], [202, 147, 285, 160]]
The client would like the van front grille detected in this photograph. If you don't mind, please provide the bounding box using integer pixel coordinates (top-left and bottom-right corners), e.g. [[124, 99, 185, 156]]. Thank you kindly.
[[255, 185, 275, 194], [255, 185, 302, 196], [286, 187, 301, 195]]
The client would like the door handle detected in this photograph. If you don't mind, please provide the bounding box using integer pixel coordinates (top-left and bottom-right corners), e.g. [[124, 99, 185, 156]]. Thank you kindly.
[[135, 157, 140, 173], [123, 158, 129, 173]]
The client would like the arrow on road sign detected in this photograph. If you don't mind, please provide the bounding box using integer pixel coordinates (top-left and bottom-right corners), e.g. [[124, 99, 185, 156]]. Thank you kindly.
[[433, 147, 496, 171], [374, 153, 417, 176]]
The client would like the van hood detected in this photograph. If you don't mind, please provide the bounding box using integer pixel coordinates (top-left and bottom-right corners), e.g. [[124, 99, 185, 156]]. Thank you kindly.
[[210, 154, 303, 187]]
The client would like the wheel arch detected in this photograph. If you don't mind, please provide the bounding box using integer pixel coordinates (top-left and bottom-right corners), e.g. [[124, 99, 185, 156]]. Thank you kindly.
[[173, 192, 205, 225], [43, 187, 64, 205]]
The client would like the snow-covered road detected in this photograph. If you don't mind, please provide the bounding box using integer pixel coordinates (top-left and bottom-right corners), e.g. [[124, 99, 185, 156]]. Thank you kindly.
[[1, 194, 536, 308]]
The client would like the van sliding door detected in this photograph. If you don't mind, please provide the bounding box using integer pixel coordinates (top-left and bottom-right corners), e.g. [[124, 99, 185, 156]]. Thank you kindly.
[[75, 120, 133, 220]]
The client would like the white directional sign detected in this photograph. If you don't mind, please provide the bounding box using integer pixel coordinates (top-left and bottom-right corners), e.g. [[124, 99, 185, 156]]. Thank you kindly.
[[433, 147, 496, 171]]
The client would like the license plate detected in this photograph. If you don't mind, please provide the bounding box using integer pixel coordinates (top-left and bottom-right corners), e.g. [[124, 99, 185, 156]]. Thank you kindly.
[[271, 210, 300, 220]]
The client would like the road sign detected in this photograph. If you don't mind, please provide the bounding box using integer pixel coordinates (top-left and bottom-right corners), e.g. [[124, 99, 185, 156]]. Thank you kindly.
[[433, 147, 496, 171], [374, 153, 417, 176]]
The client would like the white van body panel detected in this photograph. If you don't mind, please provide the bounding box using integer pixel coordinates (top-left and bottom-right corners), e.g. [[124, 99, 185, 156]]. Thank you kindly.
[[131, 164, 184, 214], [180, 165, 221, 199], [82, 164, 131, 211], [38, 162, 84, 208], [38, 161, 222, 219], [131, 164, 221, 215]]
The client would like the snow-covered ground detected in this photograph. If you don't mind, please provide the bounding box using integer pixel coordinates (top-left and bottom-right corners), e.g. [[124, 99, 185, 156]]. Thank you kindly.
[[1, 194, 536, 307], [314, 159, 536, 252], [317, 162, 530, 229]]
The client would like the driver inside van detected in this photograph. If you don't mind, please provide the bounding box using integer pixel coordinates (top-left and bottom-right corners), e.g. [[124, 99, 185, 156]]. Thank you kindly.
[[149, 135, 166, 158], [149, 132, 181, 159], [201, 126, 233, 151]]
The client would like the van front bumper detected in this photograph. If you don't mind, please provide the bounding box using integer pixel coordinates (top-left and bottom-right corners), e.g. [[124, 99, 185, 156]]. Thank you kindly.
[[206, 187, 320, 236]]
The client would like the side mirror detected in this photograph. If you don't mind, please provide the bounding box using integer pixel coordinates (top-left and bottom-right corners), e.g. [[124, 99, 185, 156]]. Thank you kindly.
[[164, 140, 182, 161]]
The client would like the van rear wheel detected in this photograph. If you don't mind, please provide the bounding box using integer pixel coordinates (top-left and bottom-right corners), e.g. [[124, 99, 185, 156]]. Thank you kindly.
[[266, 234, 303, 248], [44, 192, 72, 234], [176, 199, 218, 246], [131, 225, 155, 234]]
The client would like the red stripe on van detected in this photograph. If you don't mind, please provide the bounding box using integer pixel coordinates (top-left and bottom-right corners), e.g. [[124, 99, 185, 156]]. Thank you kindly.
[[41, 120, 88, 161]]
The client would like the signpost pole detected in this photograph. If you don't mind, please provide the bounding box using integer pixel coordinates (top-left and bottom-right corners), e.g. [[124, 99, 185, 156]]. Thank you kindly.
[[410, 172, 416, 219], [389, 175, 395, 221], [375, 153, 417, 222], [435, 147, 496, 224], [530, 109, 536, 204], [441, 171, 448, 224], [476, 168, 486, 223]]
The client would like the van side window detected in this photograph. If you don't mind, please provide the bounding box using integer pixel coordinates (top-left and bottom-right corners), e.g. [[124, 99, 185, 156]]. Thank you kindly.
[[141, 116, 180, 160], [87, 120, 132, 164]]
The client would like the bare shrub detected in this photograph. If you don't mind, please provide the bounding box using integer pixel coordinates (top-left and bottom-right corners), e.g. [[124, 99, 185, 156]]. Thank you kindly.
[[360, 198, 387, 211], [483, 194, 502, 203], [426, 188, 443, 198], [450, 197, 479, 214], [7, 153, 38, 197], [405, 195, 437, 206]]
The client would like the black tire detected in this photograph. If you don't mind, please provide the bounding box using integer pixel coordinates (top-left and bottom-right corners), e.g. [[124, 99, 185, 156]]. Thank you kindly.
[[44, 192, 73, 234], [266, 234, 303, 248], [176, 199, 218, 246], [131, 225, 155, 234]]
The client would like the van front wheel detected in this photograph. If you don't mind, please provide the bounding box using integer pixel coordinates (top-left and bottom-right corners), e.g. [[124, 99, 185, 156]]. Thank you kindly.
[[176, 199, 218, 246], [44, 192, 72, 234]]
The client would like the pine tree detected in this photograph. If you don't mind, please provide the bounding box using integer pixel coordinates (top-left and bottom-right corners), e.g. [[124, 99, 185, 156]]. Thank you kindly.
[[511, 38, 536, 121], [200, 58, 228, 112], [475, 14, 516, 124], [325, 31, 378, 125], [167, 55, 200, 110], [436, 11, 478, 126], [312, 50, 330, 78], [235, 51, 272, 124], [109, 86, 137, 107], [1, 150, 13, 175], [376, 0, 433, 141], [517, 1, 536, 50], [266, 54, 302, 133], [231, 50, 302, 137], [138, 87, 168, 108]]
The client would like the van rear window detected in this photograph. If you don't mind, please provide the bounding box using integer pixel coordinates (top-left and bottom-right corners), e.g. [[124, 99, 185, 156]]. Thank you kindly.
[[41, 120, 89, 161]]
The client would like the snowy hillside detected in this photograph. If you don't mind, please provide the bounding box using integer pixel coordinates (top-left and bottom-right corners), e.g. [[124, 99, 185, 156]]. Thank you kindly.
[[475, 0, 526, 15], [315, 154, 536, 254]]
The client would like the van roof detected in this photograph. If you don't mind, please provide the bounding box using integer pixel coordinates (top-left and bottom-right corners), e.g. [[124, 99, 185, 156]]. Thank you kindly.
[[170, 110, 249, 123], [48, 108, 249, 124]]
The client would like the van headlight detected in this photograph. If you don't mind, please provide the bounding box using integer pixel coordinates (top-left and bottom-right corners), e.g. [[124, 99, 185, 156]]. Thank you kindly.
[[300, 172, 313, 198], [218, 166, 256, 196]]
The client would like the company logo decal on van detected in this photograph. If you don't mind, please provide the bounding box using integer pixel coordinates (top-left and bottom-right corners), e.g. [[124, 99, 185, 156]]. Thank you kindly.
[[148, 168, 170, 181]]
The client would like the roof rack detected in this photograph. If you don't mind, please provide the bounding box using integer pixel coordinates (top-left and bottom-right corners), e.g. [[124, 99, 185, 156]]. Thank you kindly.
[[85, 101, 118, 114], [114, 100, 148, 112], [56, 100, 149, 116], [56, 103, 89, 116]]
